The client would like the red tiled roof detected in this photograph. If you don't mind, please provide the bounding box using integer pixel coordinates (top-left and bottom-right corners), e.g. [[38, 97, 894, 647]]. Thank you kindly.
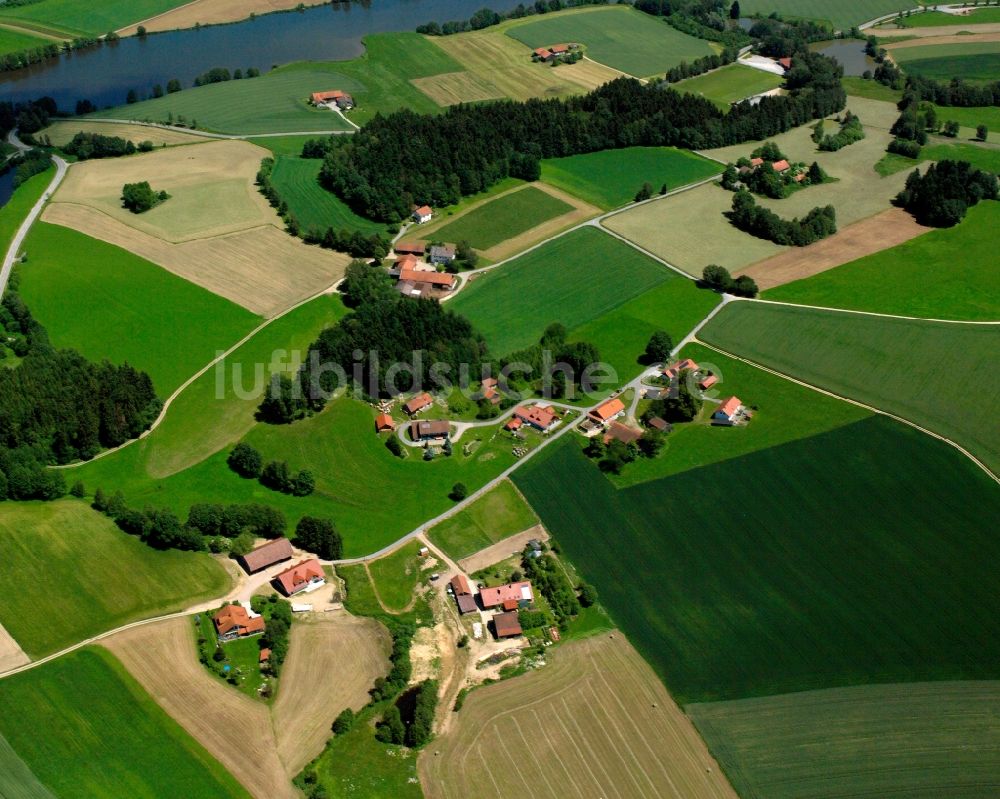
[[480, 581, 533, 609], [750, 157, 764, 167], [375, 413, 395, 432], [214, 605, 265, 637], [534, 47, 550, 57], [259, 648, 271, 662], [275, 559, 324, 596], [793, 172, 806, 182], [514, 404, 557, 430], [664, 358, 699, 378], [413, 205, 432, 216], [506, 416, 523, 431], [647, 416, 669, 432], [396, 254, 419, 271], [410, 419, 450, 439], [589, 397, 625, 423], [311, 90, 347, 103], [481, 377, 498, 389], [778, 57, 792, 69], [699, 374, 719, 390], [238, 537, 293, 573], [450, 574, 472, 595], [494, 610, 522, 638], [550, 43, 570, 53], [394, 240, 426, 255], [715, 396, 742, 418], [772, 159, 791, 173], [404, 392, 433, 414], [398, 268, 455, 288]]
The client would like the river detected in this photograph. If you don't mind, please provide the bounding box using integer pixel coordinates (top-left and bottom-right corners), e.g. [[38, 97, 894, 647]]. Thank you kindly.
[[1, 0, 514, 109]]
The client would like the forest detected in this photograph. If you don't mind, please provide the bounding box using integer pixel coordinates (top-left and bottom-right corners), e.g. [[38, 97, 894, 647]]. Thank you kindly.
[[319, 52, 845, 221], [894, 160, 998, 227]]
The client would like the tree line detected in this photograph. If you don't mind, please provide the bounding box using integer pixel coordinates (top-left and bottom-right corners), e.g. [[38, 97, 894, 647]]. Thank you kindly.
[[319, 54, 844, 222], [0, 32, 116, 75], [416, 0, 610, 36], [61, 131, 155, 160], [664, 47, 739, 84]]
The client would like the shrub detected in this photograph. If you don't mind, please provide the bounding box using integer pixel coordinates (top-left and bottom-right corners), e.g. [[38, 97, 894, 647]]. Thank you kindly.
[[121, 181, 168, 213], [227, 442, 262, 478]]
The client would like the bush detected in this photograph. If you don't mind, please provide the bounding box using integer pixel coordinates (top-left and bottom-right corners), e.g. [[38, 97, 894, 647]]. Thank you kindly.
[[385, 435, 404, 458], [121, 181, 168, 213], [227, 442, 263, 478], [887, 138, 921, 159], [578, 583, 598, 607], [450, 482, 467, 501], [332, 708, 355, 735]]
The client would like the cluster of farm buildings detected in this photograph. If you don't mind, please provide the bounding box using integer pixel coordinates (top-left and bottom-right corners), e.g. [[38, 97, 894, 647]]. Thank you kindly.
[[448, 569, 539, 640], [390, 237, 457, 298]]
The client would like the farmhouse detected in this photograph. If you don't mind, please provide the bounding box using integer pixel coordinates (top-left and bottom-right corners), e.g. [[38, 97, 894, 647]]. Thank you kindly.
[[506, 416, 523, 431], [605, 421, 643, 445], [410, 419, 450, 441], [450, 574, 477, 614], [778, 56, 792, 71], [712, 395, 744, 426], [213, 605, 265, 641], [480, 376, 502, 405], [375, 413, 395, 433], [699, 374, 718, 391], [404, 393, 433, 415], [274, 559, 326, 596], [663, 358, 699, 379], [412, 205, 433, 224], [493, 611, 523, 639], [259, 648, 271, 664], [310, 90, 354, 109], [393, 254, 420, 274], [237, 537, 294, 574], [772, 159, 791, 174], [396, 268, 456, 297], [480, 581, 533, 610], [394, 240, 426, 256], [588, 397, 625, 426], [532, 43, 575, 62], [429, 244, 456, 265], [513, 404, 558, 432]]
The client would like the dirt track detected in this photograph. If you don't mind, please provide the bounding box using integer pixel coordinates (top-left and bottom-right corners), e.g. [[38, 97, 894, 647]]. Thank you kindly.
[[738, 208, 928, 290]]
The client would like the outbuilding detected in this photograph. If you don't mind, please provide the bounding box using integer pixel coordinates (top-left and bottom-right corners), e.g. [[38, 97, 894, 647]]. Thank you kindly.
[[410, 419, 450, 441], [404, 393, 433, 415], [237, 537, 294, 574], [493, 611, 522, 639]]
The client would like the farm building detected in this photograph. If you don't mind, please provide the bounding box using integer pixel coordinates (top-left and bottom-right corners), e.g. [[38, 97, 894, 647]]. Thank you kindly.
[[310, 90, 354, 109], [396, 268, 456, 297], [480, 581, 533, 610], [699, 374, 719, 391], [663, 358, 699, 380], [237, 537, 294, 574], [429, 244, 456, 265], [410, 419, 450, 441], [375, 413, 395, 433], [506, 416, 523, 432], [394, 254, 420, 273], [712, 396, 744, 426], [493, 611, 523, 639], [450, 574, 477, 614], [404, 393, 433, 415], [750, 157, 764, 168], [274, 559, 326, 596], [480, 377, 502, 405], [772, 159, 791, 174], [647, 416, 671, 433], [533, 43, 573, 62], [605, 421, 643, 445], [259, 648, 271, 663], [412, 205, 433, 224], [394, 240, 426, 256], [778, 57, 792, 71], [213, 605, 265, 641], [588, 397, 625, 426], [513, 404, 558, 432]]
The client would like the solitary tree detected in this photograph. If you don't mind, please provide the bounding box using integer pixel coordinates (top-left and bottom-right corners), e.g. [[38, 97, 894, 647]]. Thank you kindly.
[[634, 181, 653, 202], [977, 124, 989, 141], [450, 482, 468, 501], [294, 516, 342, 559], [643, 330, 673, 364], [227, 442, 263, 478]]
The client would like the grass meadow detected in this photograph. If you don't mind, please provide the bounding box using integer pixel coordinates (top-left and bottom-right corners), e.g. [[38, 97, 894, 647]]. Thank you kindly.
[[17, 223, 260, 395], [737, 0, 911, 29], [764, 201, 1000, 321], [672, 64, 784, 109], [690, 681, 1000, 799], [367, 540, 428, 612], [0, 648, 250, 798], [428, 479, 539, 561], [0, 500, 230, 657], [429, 186, 573, 250], [540, 146, 721, 210], [506, 5, 713, 77], [1, 167, 52, 253], [930, 103, 1000, 135], [895, 7, 1000, 26], [514, 415, 1000, 704], [269, 155, 386, 237], [0, 0, 182, 36], [893, 41, 1000, 82], [700, 301, 1000, 474], [0, 26, 48, 55]]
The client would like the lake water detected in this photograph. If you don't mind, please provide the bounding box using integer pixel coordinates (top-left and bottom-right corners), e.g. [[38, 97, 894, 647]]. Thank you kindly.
[[0, 168, 15, 209], [1, 0, 514, 109], [813, 39, 875, 77]]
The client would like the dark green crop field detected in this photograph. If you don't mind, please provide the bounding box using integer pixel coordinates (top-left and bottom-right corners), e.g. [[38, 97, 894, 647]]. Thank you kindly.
[[514, 415, 1000, 704], [430, 186, 573, 250]]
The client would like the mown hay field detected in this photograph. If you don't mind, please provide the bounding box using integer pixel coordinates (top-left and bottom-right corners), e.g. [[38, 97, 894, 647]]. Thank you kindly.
[[18, 223, 260, 395], [0, 500, 230, 658], [514, 411, 1000, 704], [690, 681, 1000, 799], [764, 200, 1000, 320], [39, 119, 210, 147], [420, 633, 739, 799], [0, 647, 250, 798], [672, 63, 784, 109], [540, 146, 721, 210], [506, 5, 713, 78], [410, 70, 506, 105], [700, 300, 1000, 474], [428, 479, 539, 561]]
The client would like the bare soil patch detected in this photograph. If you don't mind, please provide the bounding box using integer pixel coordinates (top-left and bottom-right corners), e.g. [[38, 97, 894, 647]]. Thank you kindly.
[[118, 0, 322, 35], [458, 524, 549, 574], [39, 120, 210, 148], [877, 22, 1000, 39], [0, 622, 29, 674], [738, 208, 929, 290], [885, 31, 1000, 50], [419, 632, 738, 799], [273, 613, 390, 774], [410, 71, 507, 106], [42, 204, 349, 317]]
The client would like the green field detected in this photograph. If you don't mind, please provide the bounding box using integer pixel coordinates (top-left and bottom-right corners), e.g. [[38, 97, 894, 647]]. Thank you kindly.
[[1, 166, 52, 253], [700, 301, 1000, 474], [100, 33, 464, 133], [877, 139, 1000, 176], [368, 540, 428, 612], [0, 648, 250, 798], [0, 500, 230, 658], [540, 146, 721, 210], [270, 155, 386, 237], [428, 479, 540, 561], [739, 0, 912, 30], [429, 186, 573, 250], [514, 413, 1000, 704], [930, 103, 1000, 135], [690, 681, 1000, 799], [0, 26, 48, 55], [506, 5, 712, 77], [17, 223, 260, 395], [765, 201, 1000, 321], [894, 7, 1000, 26], [672, 63, 784, 110], [452, 227, 683, 357], [0, 0, 183, 36], [894, 41, 1000, 82]]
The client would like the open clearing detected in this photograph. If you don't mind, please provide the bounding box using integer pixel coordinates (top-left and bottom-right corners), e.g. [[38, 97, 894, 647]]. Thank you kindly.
[[605, 98, 911, 276], [118, 0, 320, 35], [540, 146, 721, 211], [39, 119, 210, 147], [690, 681, 1000, 799], [737, 0, 912, 30], [18, 222, 260, 395], [515, 414, 1000, 705], [420, 632, 738, 799], [0, 647, 250, 798], [429, 479, 540, 562], [0, 500, 230, 659], [672, 63, 784, 110], [272, 614, 390, 774], [506, 5, 713, 78], [700, 300, 1000, 475], [765, 200, 1000, 320], [738, 207, 928, 290]]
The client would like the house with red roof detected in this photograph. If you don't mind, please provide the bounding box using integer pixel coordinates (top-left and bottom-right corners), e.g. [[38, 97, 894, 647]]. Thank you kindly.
[[237, 537, 293, 574], [449, 574, 477, 614], [699, 374, 719, 391], [493, 611, 522, 639], [310, 90, 354, 109], [664, 358, 699, 379], [274, 559, 325, 596], [375, 413, 395, 433], [396, 268, 456, 296], [506, 416, 523, 432], [513, 404, 558, 432], [772, 159, 791, 174], [213, 605, 265, 641], [778, 57, 792, 71], [712, 396, 744, 426], [588, 397, 625, 426], [404, 392, 433, 415], [480, 581, 533, 610], [412, 205, 433, 224], [394, 240, 426, 256]]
